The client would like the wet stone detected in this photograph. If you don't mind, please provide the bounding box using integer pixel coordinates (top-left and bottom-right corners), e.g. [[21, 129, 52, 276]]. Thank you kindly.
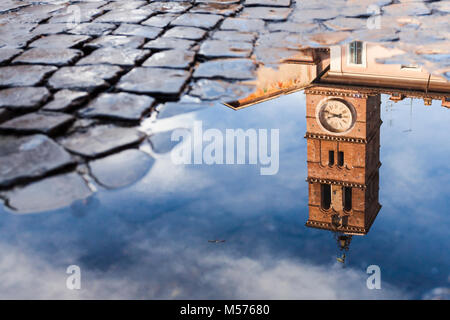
[[193, 59, 256, 80], [88, 149, 154, 189], [31, 23, 72, 35], [0, 48, 22, 64], [0, 65, 56, 87], [42, 90, 89, 112], [113, 24, 163, 39], [68, 23, 116, 36], [142, 50, 195, 69], [267, 21, 320, 33], [77, 48, 149, 67], [85, 35, 146, 49], [0, 112, 75, 135], [101, 1, 147, 11], [12, 48, 83, 66], [244, 0, 292, 6], [143, 1, 192, 14], [157, 97, 214, 119], [141, 14, 179, 28], [29, 34, 91, 49], [199, 40, 253, 58], [190, 3, 243, 16], [6, 172, 93, 214], [60, 125, 146, 158], [94, 9, 152, 24], [212, 30, 257, 43], [0, 24, 37, 48], [0, 87, 50, 110], [48, 65, 122, 91], [48, 7, 103, 24], [189, 79, 254, 101], [117, 68, 191, 96], [170, 13, 224, 30], [0, 134, 74, 188], [78, 92, 155, 121], [163, 26, 207, 40], [239, 7, 293, 21], [143, 37, 196, 50], [220, 18, 266, 32]]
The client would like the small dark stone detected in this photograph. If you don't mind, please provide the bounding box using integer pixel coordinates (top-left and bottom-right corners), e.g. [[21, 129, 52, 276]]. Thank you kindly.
[[12, 48, 83, 66], [48, 65, 122, 91], [117, 67, 191, 96], [88, 149, 155, 189], [0, 87, 50, 110], [142, 50, 195, 69], [78, 92, 155, 121], [0, 112, 75, 135], [0, 65, 57, 87], [60, 125, 146, 158], [6, 172, 93, 214], [0, 134, 74, 188]]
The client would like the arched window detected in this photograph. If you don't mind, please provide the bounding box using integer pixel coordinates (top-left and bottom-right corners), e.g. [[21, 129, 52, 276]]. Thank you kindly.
[[338, 151, 344, 167], [321, 184, 331, 210], [328, 150, 334, 166]]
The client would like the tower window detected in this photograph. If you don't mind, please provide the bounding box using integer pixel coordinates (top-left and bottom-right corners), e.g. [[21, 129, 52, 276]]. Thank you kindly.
[[338, 151, 344, 167], [349, 41, 363, 65], [321, 184, 331, 210], [344, 187, 352, 211], [328, 150, 334, 166]]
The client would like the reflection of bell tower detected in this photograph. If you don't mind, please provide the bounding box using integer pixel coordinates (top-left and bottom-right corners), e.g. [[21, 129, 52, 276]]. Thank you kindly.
[[304, 85, 382, 235]]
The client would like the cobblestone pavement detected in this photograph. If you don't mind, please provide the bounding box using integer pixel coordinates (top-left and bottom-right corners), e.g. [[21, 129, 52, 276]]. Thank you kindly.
[[0, 0, 448, 212]]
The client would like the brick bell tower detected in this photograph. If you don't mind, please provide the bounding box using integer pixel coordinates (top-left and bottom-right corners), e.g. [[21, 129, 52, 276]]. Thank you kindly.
[[304, 85, 382, 235]]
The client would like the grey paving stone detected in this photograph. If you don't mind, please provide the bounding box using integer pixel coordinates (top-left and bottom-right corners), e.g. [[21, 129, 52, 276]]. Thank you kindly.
[[78, 92, 155, 121], [212, 30, 257, 43], [0, 4, 63, 25], [244, 0, 292, 7], [0, 24, 37, 48], [48, 65, 122, 91], [68, 23, 116, 36], [32, 23, 72, 35], [143, 1, 192, 13], [143, 37, 196, 50], [85, 35, 146, 49], [189, 79, 254, 101], [29, 34, 91, 48], [190, 3, 243, 16], [199, 40, 253, 58], [48, 7, 104, 23], [142, 50, 195, 69], [141, 14, 179, 28], [77, 48, 149, 67], [88, 149, 154, 189], [94, 9, 152, 24], [6, 172, 92, 214], [117, 68, 191, 96], [193, 59, 256, 80], [170, 13, 224, 29], [163, 26, 207, 40], [240, 6, 293, 21], [60, 125, 146, 158], [12, 48, 83, 66], [0, 65, 57, 87], [220, 17, 265, 32], [100, 1, 147, 11], [0, 112, 75, 135], [0, 134, 74, 188], [253, 46, 299, 64], [0, 87, 50, 110], [42, 90, 89, 112], [0, 48, 22, 64], [113, 24, 163, 39]]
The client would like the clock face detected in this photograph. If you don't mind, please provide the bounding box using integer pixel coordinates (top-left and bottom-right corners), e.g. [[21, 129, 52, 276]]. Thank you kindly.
[[317, 99, 355, 133]]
